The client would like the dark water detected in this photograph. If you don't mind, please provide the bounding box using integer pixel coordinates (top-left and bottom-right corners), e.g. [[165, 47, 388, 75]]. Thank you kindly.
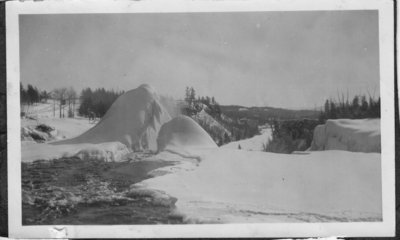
[[22, 157, 184, 225]]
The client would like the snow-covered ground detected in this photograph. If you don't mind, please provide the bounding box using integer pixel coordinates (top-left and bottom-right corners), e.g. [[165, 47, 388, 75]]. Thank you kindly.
[[222, 126, 272, 151], [22, 117, 96, 141], [21, 115, 127, 162], [21, 100, 117, 162], [139, 115, 382, 223], [138, 148, 381, 223], [21, 100, 96, 141], [22, 101, 61, 119]]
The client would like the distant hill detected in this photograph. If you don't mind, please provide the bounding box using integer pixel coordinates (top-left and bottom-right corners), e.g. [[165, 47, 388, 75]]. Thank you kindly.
[[220, 105, 320, 123]]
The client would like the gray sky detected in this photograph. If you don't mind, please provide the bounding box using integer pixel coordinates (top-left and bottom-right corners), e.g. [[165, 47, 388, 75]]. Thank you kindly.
[[20, 11, 379, 109]]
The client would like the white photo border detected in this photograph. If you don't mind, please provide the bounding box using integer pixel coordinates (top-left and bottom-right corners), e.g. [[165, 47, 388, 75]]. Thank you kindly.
[[6, 0, 395, 238]]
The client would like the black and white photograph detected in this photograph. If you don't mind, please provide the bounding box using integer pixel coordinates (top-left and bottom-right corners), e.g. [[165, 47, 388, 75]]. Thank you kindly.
[[6, 0, 395, 238]]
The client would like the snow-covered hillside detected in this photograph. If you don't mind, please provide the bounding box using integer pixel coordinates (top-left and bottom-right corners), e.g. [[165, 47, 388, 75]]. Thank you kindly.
[[22, 101, 65, 119], [310, 119, 381, 153], [192, 109, 231, 138], [22, 117, 95, 141], [20, 98, 96, 143], [222, 126, 272, 151]]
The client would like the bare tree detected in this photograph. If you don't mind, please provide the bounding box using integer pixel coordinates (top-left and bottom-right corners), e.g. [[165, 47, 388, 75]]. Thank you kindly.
[[66, 87, 77, 117], [52, 88, 67, 118]]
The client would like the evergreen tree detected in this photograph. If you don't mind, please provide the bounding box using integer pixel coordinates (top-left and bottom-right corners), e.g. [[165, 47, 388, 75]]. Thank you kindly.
[[78, 87, 122, 118], [223, 132, 230, 144], [40, 90, 50, 103], [360, 95, 369, 117], [189, 87, 196, 105], [185, 87, 191, 104], [27, 84, 37, 104], [329, 101, 337, 119], [20, 84, 27, 104], [206, 96, 211, 105]]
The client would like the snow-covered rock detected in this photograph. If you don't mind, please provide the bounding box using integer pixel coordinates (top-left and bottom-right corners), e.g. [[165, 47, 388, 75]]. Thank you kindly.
[[22, 141, 130, 163], [21, 125, 58, 142], [53, 84, 171, 151], [310, 119, 380, 153], [157, 115, 217, 153]]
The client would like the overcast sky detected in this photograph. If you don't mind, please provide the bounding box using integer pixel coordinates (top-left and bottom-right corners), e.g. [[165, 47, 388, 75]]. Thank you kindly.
[[20, 11, 379, 109]]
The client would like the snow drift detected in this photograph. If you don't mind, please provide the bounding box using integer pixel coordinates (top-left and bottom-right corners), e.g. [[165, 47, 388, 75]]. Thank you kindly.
[[138, 149, 382, 223], [157, 115, 217, 153], [310, 119, 380, 153], [53, 84, 171, 151]]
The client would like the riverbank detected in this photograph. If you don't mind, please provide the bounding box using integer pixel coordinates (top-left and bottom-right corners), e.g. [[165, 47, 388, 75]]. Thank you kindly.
[[22, 156, 183, 225]]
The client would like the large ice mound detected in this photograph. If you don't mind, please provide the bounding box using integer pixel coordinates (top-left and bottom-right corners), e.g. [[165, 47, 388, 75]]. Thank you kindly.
[[310, 119, 380, 153], [53, 84, 171, 151], [157, 115, 217, 152]]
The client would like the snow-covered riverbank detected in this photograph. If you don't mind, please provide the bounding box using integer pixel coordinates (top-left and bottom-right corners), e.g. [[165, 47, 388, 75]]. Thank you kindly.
[[137, 148, 381, 223], [221, 126, 272, 151]]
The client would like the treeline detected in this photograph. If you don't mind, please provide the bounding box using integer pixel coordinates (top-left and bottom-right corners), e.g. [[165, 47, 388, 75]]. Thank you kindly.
[[20, 84, 51, 105], [319, 94, 380, 121], [182, 86, 222, 118], [264, 93, 381, 154], [20, 84, 78, 118], [78, 88, 124, 118], [182, 86, 259, 145], [264, 119, 321, 154], [52, 87, 78, 118]]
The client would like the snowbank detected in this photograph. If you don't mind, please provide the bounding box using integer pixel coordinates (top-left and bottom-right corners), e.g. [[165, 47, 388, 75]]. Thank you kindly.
[[157, 116, 217, 153], [222, 127, 272, 151], [137, 149, 382, 223], [22, 141, 130, 163], [53, 84, 171, 151], [310, 119, 380, 153]]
